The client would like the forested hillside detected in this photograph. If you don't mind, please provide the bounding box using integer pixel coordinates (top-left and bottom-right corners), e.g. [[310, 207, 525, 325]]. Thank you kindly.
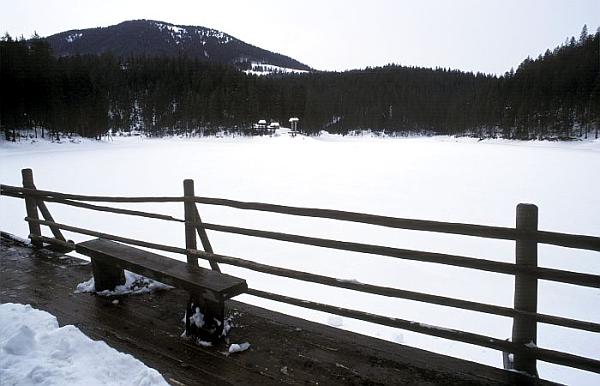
[[45, 20, 311, 72], [1, 26, 598, 140]]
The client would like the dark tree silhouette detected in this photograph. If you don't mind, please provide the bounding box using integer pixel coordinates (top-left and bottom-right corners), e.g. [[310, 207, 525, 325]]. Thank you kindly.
[[1, 27, 598, 140]]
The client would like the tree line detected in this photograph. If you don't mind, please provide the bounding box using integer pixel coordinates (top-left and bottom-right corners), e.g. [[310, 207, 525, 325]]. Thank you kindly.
[[1, 26, 598, 141]]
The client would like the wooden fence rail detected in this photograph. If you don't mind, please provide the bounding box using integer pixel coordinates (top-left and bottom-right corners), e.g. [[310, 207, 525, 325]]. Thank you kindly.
[[3, 184, 599, 251], [3, 187, 599, 287], [1, 168, 599, 378], [198, 222, 600, 288], [22, 216, 600, 333]]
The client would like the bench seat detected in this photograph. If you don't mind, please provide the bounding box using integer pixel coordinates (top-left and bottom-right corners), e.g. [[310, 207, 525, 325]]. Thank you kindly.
[[76, 238, 247, 342], [76, 238, 247, 299]]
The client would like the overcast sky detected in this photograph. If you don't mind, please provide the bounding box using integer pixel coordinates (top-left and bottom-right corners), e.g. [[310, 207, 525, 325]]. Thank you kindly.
[[1, 0, 598, 74]]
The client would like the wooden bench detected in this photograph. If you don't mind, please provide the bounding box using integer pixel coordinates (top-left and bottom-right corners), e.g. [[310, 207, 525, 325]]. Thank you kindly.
[[76, 238, 247, 342]]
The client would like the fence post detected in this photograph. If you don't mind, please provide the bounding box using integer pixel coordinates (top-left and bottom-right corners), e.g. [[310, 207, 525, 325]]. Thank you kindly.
[[24, 171, 68, 244], [512, 203, 538, 376], [22, 169, 42, 248], [183, 179, 198, 267]]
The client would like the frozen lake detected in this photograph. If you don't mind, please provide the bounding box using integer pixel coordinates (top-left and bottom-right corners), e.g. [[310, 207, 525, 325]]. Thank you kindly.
[[1, 134, 599, 385]]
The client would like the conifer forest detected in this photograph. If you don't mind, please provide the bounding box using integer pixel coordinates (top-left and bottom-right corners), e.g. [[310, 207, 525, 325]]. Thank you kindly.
[[1, 27, 598, 140]]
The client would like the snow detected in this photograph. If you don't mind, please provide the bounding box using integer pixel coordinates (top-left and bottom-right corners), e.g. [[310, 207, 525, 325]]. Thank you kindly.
[[221, 318, 233, 337], [327, 316, 344, 327], [336, 278, 362, 284], [244, 62, 308, 76], [190, 307, 205, 328], [1, 134, 599, 385], [65, 33, 82, 43], [197, 28, 233, 44], [165, 25, 186, 35], [75, 270, 172, 296], [154, 22, 187, 38], [0, 303, 168, 385], [153, 21, 233, 44], [228, 342, 250, 354]]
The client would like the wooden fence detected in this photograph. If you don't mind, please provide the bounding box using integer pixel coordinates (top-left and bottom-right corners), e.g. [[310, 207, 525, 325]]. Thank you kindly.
[[1, 168, 599, 378]]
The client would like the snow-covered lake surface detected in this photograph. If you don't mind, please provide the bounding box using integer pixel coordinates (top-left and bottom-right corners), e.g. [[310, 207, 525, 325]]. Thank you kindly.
[[1, 133, 599, 385], [0, 303, 168, 385]]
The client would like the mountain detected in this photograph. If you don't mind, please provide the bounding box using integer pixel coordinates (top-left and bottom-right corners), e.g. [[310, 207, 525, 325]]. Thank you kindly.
[[44, 19, 311, 73], [6, 24, 596, 140]]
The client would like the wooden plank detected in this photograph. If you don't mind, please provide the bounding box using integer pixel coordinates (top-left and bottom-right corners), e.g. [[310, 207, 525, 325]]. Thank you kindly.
[[36, 198, 67, 242], [24, 235, 600, 333], [26, 223, 600, 333], [47, 196, 184, 222], [193, 204, 220, 272], [23, 217, 598, 320], [8, 227, 600, 374], [28, 217, 187, 255], [2, 240, 550, 386], [4, 183, 599, 250], [21, 170, 42, 248], [247, 289, 600, 374], [191, 196, 600, 251], [30, 235, 75, 251], [183, 180, 198, 267], [1, 184, 183, 203], [512, 204, 539, 375], [76, 238, 247, 300], [10, 187, 595, 286], [198, 222, 600, 288], [20, 169, 68, 243], [1, 188, 185, 223]]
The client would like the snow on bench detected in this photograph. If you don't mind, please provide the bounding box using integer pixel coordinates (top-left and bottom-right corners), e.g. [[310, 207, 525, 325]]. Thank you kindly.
[[76, 238, 247, 342]]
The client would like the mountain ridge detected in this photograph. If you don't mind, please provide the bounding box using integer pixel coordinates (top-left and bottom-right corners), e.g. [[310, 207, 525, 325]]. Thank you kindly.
[[44, 19, 312, 72]]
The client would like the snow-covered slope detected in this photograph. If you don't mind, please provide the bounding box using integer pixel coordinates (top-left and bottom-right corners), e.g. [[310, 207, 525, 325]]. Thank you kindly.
[[244, 61, 309, 76], [1, 135, 598, 385]]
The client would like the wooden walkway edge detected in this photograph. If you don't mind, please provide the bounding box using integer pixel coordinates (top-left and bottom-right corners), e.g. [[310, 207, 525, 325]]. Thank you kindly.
[[0, 233, 556, 385]]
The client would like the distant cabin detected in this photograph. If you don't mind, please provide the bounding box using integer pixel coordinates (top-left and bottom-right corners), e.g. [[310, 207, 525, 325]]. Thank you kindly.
[[289, 117, 299, 132], [253, 119, 268, 129]]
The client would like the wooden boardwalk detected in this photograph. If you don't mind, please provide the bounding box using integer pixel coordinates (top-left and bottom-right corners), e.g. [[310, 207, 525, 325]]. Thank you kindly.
[[0, 234, 554, 385]]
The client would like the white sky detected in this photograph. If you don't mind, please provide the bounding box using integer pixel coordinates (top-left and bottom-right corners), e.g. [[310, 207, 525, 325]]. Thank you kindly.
[[1, 0, 598, 74]]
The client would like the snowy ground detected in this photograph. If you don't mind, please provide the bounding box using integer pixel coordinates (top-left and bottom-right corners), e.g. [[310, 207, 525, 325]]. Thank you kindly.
[[0, 303, 168, 385], [1, 133, 599, 385]]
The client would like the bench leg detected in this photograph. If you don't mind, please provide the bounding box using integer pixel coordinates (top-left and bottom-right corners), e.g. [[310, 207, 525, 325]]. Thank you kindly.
[[91, 258, 125, 292], [185, 295, 224, 343]]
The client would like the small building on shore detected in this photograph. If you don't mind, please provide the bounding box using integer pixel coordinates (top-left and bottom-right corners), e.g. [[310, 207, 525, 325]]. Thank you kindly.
[[289, 117, 299, 136], [255, 119, 267, 129]]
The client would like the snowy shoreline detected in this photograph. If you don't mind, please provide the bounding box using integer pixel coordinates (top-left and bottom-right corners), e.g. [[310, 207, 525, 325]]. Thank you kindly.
[[2, 129, 600, 151]]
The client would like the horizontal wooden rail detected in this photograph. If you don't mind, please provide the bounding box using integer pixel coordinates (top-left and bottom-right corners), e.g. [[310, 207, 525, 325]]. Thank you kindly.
[[30, 235, 76, 251], [246, 289, 600, 374], [2, 190, 185, 223], [24, 217, 600, 332], [192, 196, 600, 251], [4, 184, 599, 251], [26, 217, 186, 254], [14, 219, 600, 373], [23, 214, 600, 288], [6, 187, 597, 287], [200, 222, 600, 288], [6, 170, 600, 378], [1, 184, 183, 203]]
